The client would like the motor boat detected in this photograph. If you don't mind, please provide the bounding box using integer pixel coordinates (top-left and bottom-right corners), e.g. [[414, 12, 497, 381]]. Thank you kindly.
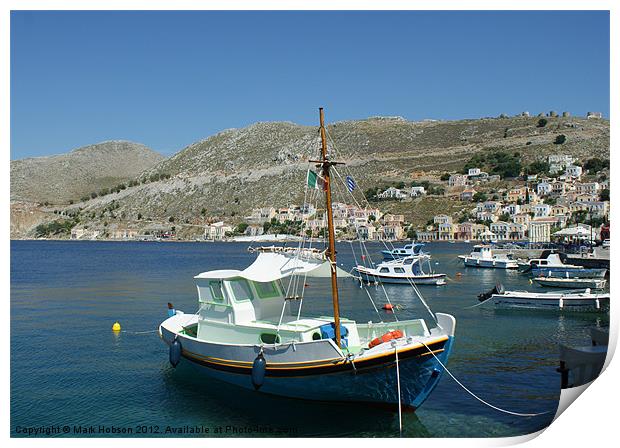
[[381, 242, 427, 260], [354, 255, 447, 285], [458, 245, 518, 269]]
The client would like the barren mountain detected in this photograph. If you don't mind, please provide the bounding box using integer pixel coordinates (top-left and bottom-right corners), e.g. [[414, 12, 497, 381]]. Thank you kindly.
[[10, 115, 609, 239], [11, 140, 164, 204]]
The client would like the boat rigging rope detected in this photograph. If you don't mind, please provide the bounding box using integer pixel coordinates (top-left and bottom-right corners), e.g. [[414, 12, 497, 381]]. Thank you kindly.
[[329, 166, 400, 321], [419, 341, 550, 418], [329, 160, 437, 324]]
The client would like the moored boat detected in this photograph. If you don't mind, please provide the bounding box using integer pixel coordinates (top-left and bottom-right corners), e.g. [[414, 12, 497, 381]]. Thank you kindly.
[[381, 242, 427, 260], [158, 108, 456, 410], [458, 245, 518, 269], [523, 253, 607, 278], [354, 255, 447, 285], [477, 285, 609, 311], [533, 277, 607, 289]]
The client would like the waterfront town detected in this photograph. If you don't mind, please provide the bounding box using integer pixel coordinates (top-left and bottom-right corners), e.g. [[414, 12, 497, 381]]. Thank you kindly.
[[68, 154, 610, 245]]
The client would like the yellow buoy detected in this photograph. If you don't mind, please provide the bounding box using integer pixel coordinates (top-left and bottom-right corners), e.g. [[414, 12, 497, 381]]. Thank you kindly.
[[112, 321, 121, 332]]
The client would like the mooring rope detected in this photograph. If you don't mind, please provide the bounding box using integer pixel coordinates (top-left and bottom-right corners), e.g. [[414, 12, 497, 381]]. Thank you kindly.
[[420, 341, 549, 417], [120, 329, 159, 335], [394, 343, 403, 436]]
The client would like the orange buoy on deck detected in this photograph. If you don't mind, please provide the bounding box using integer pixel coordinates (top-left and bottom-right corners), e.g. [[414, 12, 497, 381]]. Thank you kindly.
[[369, 330, 404, 349], [382, 303, 394, 311]]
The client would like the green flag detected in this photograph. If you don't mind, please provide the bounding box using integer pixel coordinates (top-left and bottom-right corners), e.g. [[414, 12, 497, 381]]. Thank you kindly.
[[307, 170, 318, 189]]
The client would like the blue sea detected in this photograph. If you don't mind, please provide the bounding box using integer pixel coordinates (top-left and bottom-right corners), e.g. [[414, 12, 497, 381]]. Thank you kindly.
[[10, 240, 609, 437]]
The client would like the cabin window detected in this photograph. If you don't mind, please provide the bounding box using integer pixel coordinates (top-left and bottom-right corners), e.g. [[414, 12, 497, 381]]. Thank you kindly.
[[226, 278, 254, 302], [198, 280, 225, 303], [255, 281, 281, 299], [394, 267, 405, 273], [379, 267, 390, 273], [209, 281, 225, 302], [403, 258, 414, 265]]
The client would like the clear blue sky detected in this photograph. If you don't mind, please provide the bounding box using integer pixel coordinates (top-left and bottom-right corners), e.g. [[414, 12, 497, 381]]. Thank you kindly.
[[11, 10, 610, 159]]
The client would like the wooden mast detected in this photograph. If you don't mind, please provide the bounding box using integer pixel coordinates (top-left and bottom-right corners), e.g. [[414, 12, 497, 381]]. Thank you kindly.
[[315, 107, 342, 348]]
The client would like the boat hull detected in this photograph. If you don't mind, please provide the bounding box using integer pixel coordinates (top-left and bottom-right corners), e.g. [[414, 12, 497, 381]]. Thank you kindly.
[[461, 257, 518, 269], [175, 336, 454, 409], [533, 278, 607, 289], [356, 270, 446, 285], [530, 267, 607, 278], [160, 313, 456, 410], [487, 292, 609, 311]]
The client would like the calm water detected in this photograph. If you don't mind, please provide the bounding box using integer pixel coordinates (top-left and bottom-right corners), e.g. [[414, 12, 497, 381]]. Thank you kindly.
[[10, 240, 609, 438]]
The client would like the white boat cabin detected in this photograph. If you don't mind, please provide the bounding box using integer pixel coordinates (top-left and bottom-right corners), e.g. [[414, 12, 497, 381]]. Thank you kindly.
[[188, 248, 432, 351]]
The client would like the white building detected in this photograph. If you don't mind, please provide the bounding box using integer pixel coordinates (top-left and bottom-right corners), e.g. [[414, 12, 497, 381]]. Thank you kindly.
[[205, 221, 233, 240], [410, 186, 426, 197], [548, 155, 575, 174], [537, 181, 552, 197], [565, 165, 583, 179], [433, 215, 453, 225], [529, 218, 556, 243], [449, 174, 468, 187], [532, 203, 551, 218], [378, 187, 407, 200]]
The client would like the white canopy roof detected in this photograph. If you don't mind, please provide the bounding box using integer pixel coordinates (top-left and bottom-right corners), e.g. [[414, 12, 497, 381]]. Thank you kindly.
[[194, 251, 352, 283], [553, 225, 593, 237]]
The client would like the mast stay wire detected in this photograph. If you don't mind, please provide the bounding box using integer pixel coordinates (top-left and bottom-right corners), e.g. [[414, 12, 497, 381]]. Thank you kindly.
[[326, 129, 436, 323]]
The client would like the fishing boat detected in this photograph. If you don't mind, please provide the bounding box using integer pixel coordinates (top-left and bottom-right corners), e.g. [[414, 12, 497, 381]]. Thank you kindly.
[[354, 255, 447, 285], [159, 108, 456, 410], [381, 242, 427, 260], [458, 245, 518, 269], [533, 277, 607, 290], [477, 284, 609, 311], [521, 253, 607, 278]]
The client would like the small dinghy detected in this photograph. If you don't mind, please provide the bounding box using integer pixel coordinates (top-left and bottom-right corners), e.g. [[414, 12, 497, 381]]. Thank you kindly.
[[477, 284, 609, 311], [354, 255, 447, 285], [533, 277, 607, 290]]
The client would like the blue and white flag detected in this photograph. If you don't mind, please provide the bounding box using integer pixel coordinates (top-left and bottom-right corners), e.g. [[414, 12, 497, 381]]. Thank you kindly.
[[346, 176, 357, 193]]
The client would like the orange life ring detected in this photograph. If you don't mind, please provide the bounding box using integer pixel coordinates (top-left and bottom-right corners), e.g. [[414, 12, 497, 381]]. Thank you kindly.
[[368, 330, 404, 348]]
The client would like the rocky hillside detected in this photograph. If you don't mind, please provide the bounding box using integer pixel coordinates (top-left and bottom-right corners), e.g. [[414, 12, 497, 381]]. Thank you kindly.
[[10, 140, 164, 204], [10, 114, 609, 239]]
